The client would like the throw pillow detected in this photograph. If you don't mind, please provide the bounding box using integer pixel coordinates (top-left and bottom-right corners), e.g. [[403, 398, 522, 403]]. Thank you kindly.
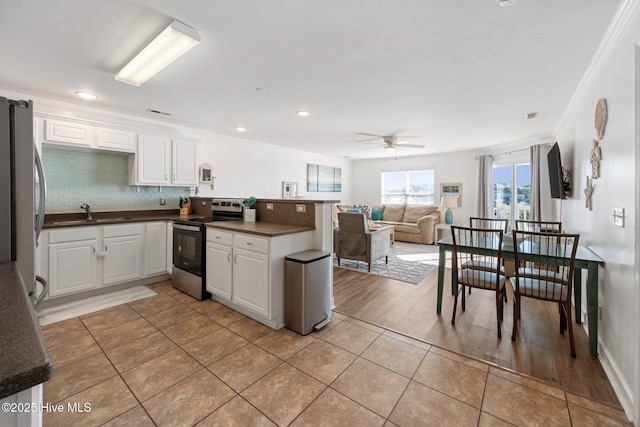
[[355, 204, 372, 220], [371, 209, 383, 221], [347, 208, 362, 213]]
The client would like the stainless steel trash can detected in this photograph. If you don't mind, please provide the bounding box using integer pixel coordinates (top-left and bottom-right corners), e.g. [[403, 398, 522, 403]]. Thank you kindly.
[[284, 250, 331, 335]]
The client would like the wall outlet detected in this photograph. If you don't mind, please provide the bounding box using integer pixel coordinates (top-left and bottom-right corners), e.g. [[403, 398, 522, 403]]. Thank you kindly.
[[266, 203, 274, 210], [202, 201, 206, 206], [159, 198, 166, 205], [295, 204, 306, 213]]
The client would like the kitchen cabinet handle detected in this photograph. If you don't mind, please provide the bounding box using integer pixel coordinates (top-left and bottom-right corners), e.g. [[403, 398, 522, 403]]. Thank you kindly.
[[227, 253, 231, 263], [92, 246, 96, 254], [246, 242, 254, 246], [233, 254, 238, 264], [105, 244, 108, 252], [164, 173, 168, 180], [173, 174, 176, 181]]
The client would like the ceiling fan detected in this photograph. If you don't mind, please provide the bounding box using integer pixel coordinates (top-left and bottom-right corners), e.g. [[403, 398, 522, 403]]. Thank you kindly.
[[357, 132, 425, 154]]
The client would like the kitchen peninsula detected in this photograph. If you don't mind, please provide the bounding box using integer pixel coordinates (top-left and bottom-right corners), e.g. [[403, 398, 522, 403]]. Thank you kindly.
[[201, 197, 338, 329]]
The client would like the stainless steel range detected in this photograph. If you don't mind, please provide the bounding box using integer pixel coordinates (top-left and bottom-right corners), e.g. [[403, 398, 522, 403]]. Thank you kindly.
[[172, 198, 244, 299]]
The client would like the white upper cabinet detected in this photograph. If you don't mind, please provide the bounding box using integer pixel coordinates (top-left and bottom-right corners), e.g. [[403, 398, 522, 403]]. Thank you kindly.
[[129, 135, 199, 187], [38, 117, 135, 154], [96, 126, 135, 153], [172, 139, 199, 186], [133, 135, 171, 185], [44, 118, 94, 148]]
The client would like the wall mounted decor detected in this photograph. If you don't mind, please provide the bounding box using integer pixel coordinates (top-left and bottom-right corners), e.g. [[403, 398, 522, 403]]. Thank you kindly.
[[307, 164, 341, 192], [440, 183, 462, 206], [594, 98, 607, 140], [590, 139, 602, 179], [282, 181, 298, 198], [583, 176, 594, 211]]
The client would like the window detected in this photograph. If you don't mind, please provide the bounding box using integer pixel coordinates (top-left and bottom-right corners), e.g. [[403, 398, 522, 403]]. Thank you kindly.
[[381, 169, 435, 205], [493, 162, 530, 229]]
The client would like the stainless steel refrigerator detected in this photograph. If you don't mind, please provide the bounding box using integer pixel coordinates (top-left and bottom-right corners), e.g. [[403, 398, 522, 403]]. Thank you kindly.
[[0, 96, 47, 306]]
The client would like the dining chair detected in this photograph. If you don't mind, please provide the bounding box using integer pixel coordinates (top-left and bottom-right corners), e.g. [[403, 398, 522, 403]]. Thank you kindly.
[[450, 226, 507, 338], [469, 217, 508, 233], [515, 219, 562, 233], [465, 218, 508, 301], [510, 229, 580, 357]]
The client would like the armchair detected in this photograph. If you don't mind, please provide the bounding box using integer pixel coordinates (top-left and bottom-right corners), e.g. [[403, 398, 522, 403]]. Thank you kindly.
[[334, 212, 391, 272]]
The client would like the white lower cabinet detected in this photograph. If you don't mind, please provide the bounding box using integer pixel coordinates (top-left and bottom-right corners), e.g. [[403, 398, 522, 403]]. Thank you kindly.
[[145, 222, 167, 276], [233, 247, 269, 317], [206, 240, 233, 299], [48, 230, 99, 297], [102, 224, 143, 286], [41, 222, 167, 300], [205, 227, 313, 328]]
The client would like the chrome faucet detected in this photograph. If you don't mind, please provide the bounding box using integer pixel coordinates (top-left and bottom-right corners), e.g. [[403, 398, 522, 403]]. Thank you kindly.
[[80, 203, 92, 221]]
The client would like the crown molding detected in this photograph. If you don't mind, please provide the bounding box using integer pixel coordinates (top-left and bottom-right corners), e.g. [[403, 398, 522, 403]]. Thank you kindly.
[[554, 0, 640, 135]]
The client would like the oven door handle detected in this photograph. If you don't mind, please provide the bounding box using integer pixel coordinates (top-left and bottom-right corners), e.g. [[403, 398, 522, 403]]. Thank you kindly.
[[173, 223, 201, 232]]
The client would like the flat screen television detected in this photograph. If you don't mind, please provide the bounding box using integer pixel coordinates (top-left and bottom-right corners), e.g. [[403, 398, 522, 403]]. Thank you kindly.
[[547, 142, 566, 199]]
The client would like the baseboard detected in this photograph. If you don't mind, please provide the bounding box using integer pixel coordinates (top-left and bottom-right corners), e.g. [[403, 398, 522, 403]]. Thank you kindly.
[[598, 340, 634, 422]]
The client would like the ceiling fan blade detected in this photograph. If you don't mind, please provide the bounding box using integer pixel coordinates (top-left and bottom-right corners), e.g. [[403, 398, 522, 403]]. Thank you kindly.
[[389, 129, 408, 136], [356, 132, 385, 138], [395, 135, 421, 139], [397, 143, 425, 149]]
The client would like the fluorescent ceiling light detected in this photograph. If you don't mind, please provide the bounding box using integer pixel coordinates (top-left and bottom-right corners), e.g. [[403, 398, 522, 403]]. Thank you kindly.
[[116, 20, 200, 87], [75, 91, 97, 100]]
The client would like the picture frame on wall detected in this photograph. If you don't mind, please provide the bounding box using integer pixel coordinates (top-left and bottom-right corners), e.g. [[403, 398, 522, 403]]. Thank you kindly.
[[282, 181, 297, 198], [307, 163, 341, 192], [441, 183, 462, 206]]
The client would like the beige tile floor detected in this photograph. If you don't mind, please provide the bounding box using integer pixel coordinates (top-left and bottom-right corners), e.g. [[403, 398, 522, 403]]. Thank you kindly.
[[40, 280, 631, 426]]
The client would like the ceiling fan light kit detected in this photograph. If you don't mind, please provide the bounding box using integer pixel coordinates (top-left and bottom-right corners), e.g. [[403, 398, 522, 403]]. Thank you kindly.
[[116, 20, 200, 87]]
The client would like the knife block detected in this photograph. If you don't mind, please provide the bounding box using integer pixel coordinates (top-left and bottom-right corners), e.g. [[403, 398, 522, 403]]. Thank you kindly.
[[179, 204, 191, 215]]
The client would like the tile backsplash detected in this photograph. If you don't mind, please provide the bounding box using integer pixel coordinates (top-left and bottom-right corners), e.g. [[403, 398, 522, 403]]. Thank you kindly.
[[42, 148, 189, 213]]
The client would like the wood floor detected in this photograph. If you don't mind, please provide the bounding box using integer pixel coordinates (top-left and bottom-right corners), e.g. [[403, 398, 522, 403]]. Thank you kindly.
[[332, 264, 621, 408]]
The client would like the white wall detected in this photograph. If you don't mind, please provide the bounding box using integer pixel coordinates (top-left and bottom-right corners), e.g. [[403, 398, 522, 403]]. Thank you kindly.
[[554, 2, 640, 421], [193, 133, 351, 202], [351, 150, 481, 225]]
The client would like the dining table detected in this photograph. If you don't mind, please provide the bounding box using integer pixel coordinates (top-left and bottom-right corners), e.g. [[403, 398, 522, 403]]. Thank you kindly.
[[436, 235, 605, 356]]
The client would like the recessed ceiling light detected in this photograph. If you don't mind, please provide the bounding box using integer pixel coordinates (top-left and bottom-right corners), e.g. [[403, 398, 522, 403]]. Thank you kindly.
[[75, 91, 97, 100], [296, 110, 310, 117], [236, 126, 247, 132], [524, 112, 539, 120]]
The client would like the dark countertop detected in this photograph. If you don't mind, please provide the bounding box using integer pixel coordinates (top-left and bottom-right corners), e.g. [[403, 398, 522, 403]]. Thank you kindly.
[[43, 209, 210, 229], [0, 263, 52, 399], [206, 221, 315, 237]]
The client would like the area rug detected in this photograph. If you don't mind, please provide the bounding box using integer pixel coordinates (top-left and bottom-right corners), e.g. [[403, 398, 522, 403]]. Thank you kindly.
[[333, 241, 441, 284]]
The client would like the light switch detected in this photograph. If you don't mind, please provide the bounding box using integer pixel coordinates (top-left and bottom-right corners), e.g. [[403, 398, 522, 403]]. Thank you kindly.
[[613, 208, 624, 227], [266, 203, 274, 210], [296, 204, 306, 213]]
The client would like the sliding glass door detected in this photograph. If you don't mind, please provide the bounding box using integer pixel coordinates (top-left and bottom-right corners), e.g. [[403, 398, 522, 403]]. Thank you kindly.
[[493, 162, 531, 230]]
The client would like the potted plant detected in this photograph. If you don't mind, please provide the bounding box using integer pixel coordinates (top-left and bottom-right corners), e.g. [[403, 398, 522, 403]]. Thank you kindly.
[[243, 196, 258, 222]]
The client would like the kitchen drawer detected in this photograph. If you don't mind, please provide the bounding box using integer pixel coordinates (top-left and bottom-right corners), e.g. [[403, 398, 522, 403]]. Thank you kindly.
[[103, 223, 143, 238], [48, 227, 98, 244], [234, 233, 269, 254], [207, 228, 232, 245]]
